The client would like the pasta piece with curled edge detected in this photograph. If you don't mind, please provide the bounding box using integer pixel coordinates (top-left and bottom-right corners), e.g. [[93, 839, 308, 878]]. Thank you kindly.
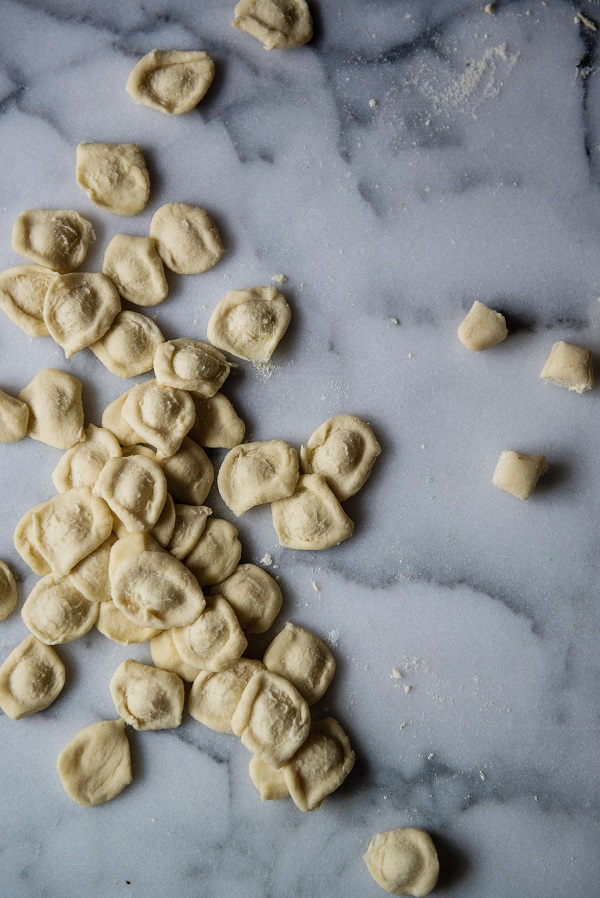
[[43, 272, 121, 358], [189, 392, 246, 448], [150, 202, 225, 275], [300, 414, 381, 501], [109, 659, 184, 730], [218, 439, 299, 516], [11, 209, 93, 273], [68, 534, 116, 604], [0, 388, 29, 443], [126, 49, 215, 115], [232, 0, 313, 50], [52, 424, 122, 494], [121, 379, 195, 457], [14, 509, 50, 576], [122, 444, 156, 460], [166, 504, 211, 560], [271, 473, 354, 550], [210, 563, 282, 634], [0, 265, 56, 336], [263, 622, 335, 705], [96, 600, 161, 645], [108, 532, 162, 583], [102, 389, 145, 447], [0, 635, 65, 720], [19, 368, 85, 450], [57, 720, 132, 807], [249, 755, 290, 801], [231, 669, 310, 769], [76, 143, 150, 216], [93, 455, 167, 533], [151, 493, 177, 547], [540, 340, 594, 393], [363, 828, 440, 898], [184, 518, 242, 587], [0, 560, 18, 622], [188, 658, 263, 733], [103, 234, 168, 307], [156, 437, 213, 506], [281, 717, 355, 812], [150, 629, 201, 682], [154, 338, 230, 397], [90, 310, 164, 378], [207, 286, 291, 362], [21, 574, 98, 644], [172, 594, 247, 671]]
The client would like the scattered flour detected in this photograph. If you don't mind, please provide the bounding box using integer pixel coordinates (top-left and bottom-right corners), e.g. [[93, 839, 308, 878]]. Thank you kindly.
[[261, 553, 273, 565], [271, 273, 287, 284], [327, 628, 340, 646], [312, 579, 320, 592]]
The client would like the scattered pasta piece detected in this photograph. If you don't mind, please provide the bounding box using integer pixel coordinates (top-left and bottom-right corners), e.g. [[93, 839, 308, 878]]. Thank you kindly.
[[212, 563, 282, 634], [94, 455, 167, 533], [151, 493, 177, 547], [52, 424, 122, 493], [43, 272, 121, 358], [150, 628, 201, 682], [0, 560, 17, 621], [188, 657, 263, 732], [126, 49, 215, 115], [76, 142, 150, 216], [172, 594, 247, 671], [184, 517, 242, 586], [189, 392, 246, 448], [90, 310, 164, 378], [271, 473, 354, 549], [207, 286, 291, 362], [457, 300, 507, 351], [109, 658, 184, 730], [249, 755, 289, 801], [0, 264, 56, 336], [232, 0, 313, 49], [218, 439, 299, 516], [11, 209, 93, 273], [263, 622, 335, 705], [19, 368, 85, 449], [150, 202, 225, 274], [0, 635, 65, 719], [166, 504, 211, 560], [57, 719, 132, 807], [103, 234, 168, 307], [121, 379, 195, 456], [21, 574, 98, 644], [540, 340, 594, 393], [0, 388, 29, 443], [101, 388, 146, 447], [96, 600, 161, 644], [300, 414, 381, 500], [492, 450, 548, 500], [156, 437, 214, 505], [363, 828, 439, 897], [68, 534, 115, 603], [281, 717, 355, 811], [154, 338, 230, 396]]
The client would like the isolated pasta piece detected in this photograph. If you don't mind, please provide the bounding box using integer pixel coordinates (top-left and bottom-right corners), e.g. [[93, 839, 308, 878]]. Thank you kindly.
[[151, 493, 177, 547], [184, 518, 242, 586], [212, 563, 282, 634], [156, 437, 213, 505], [0, 560, 17, 621], [189, 392, 245, 448], [121, 379, 195, 456], [207, 286, 291, 362], [110, 659, 184, 730], [44, 272, 121, 358], [96, 600, 161, 644], [101, 389, 145, 447], [52, 425, 121, 493], [90, 310, 164, 378], [76, 142, 150, 216], [457, 301, 507, 351], [172, 594, 246, 671], [166, 504, 211, 560], [188, 658, 263, 732], [150, 202, 224, 274], [103, 234, 168, 307], [218, 440, 299, 516], [68, 535, 115, 603], [19, 369, 85, 449], [150, 629, 201, 682], [363, 828, 439, 897], [492, 450, 548, 500], [249, 756, 289, 801], [126, 49, 215, 114], [0, 388, 29, 443], [272, 474, 354, 550], [94, 455, 167, 533], [300, 414, 381, 500], [232, 0, 313, 49], [0, 636, 65, 720], [154, 338, 230, 396], [57, 719, 132, 807], [11, 209, 93, 273], [281, 717, 355, 811], [540, 341, 594, 393], [0, 265, 56, 336], [263, 622, 335, 705], [21, 574, 98, 644]]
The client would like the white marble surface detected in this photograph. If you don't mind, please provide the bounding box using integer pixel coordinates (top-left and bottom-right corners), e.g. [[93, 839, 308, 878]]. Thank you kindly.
[[1, 0, 600, 895]]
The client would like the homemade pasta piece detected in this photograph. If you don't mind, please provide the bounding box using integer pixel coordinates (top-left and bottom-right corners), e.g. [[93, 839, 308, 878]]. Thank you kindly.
[[0, 388, 29, 443], [101, 389, 145, 447], [122, 445, 156, 460], [149, 202, 225, 274], [57, 720, 132, 807], [11, 209, 93, 273], [107, 532, 162, 583], [156, 437, 213, 505], [154, 338, 230, 396], [0, 560, 18, 621], [103, 234, 168, 307], [109, 659, 184, 730], [14, 509, 50, 576], [90, 310, 164, 378], [218, 440, 299, 516], [0, 635, 65, 720], [94, 455, 167, 533], [232, 0, 313, 49], [189, 392, 245, 448], [231, 669, 310, 768], [300, 414, 381, 501], [263, 622, 335, 705], [126, 49, 215, 115], [150, 629, 201, 682], [19, 368, 85, 449], [0, 264, 56, 336], [166, 504, 211, 560], [96, 600, 160, 644], [151, 493, 177, 547], [207, 286, 291, 362], [540, 341, 594, 393], [52, 424, 121, 493], [272, 474, 354, 550], [457, 301, 507, 351], [121, 379, 195, 456], [492, 450, 548, 500], [184, 518, 242, 586], [281, 717, 355, 811], [76, 142, 150, 216], [44, 272, 121, 358], [68, 535, 115, 603], [249, 756, 289, 801], [188, 658, 263, 733], [172, 594, 247, 670], [21, 574, 98, 644], [363, 828, 439, 897], [212, 563, 282, 634]]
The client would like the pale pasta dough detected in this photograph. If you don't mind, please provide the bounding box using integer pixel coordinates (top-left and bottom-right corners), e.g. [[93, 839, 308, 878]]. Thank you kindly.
[[232, 0, 313, 49], [52, 424, 122, 493], [457, 300, 507, 351], [149, 202, 225, 274], [43, 272, 121, 358], [103, 234, 168, 307], [154, 338, 230, 396], [90, 310, 164, 378], [0, 388, 29, 443], [156, 437, 214, 505], [184, 517, 242, 586], [363, 828, 439, 897], [57, 719, 132, 807], [249, 756, 289, 801], [126, 49, 215, 115], [109, 659, 184, 730], [540, 340, 594, 393], [492, 450, 548, 500], [68, 534, 115, 603], [108, 532, 162, 583], [189, 392, 246, 448], [76, 142, 150, 216], [101, 389, 145, 447], [150, 629, 201, 682], [281, 717, 355, 811], [263, 622, 335, 705], [19, 368, 85, 449], [218, 440, 299, 516], [172, 594, 247, 671], [0, 264, 56, 336], [12, 209, 93, 273], [21, 574, 98, 644], [271, 473, 354, 550], [151, 493, 177, 547], [0, 635, 65, 720], [93, 455, 167, 533], [96, 600, 161, 644], [0, 560, 17, 621], [188, 658, 263, 733], [166, 504, 211, 560], [300, 414, 381, 501], [13, 509, 51, 576], [207, 286, 291, 362], [121, 379, 195, 457], [212, 563, 282, 634]]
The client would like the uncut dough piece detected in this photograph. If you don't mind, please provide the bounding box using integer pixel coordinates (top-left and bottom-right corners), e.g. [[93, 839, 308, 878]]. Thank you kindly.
[[0, 265, 56, 336], [90, 310, 164, 378], [97, 600, 160, 644], [150, 629, 201, 682], [94, 455, 167, 533], [121, 379, 195, 457], [231, 669, 310, 768], [189, 392, 245, 448], [154, 338, 230, 397], [232, 0, 313, 49], [156, 437, 214, 505], [184, 517, 242, 586], [457, 300, 507, 351], [492, 450, 548, 500], [21, 574, 98, 644], [363, 828, 439, 897], [281, 717, 355, 812], [263, 622, 335, 705], [172, 594, 247, 671], [52, 424, 122, 493], [57, 719, 132, 807], [272, 473, 354, 550], [211, 563, 282, 634], [207, 286, 291, 362], [167, 504, 211, 560], [11, 209, 93, 273], [44, 272, 121, 358], [0, 388, 29, 443], [218, 440, 299, 516], [110, 659, 184, 730], [540, 340, 594, 393], [0, 560, 18, 621], [150, 202, 225, 274], [76, 142, 150, 216], [188, 658, 263, 733], [68, 535, 115, 603], [151, 493, 177, 547], [126, 49, 215, 115], [110, 548, 205, 629], [103, 234, 168, 307], [300, 414, 381, 501], [19, 368, 85, 449], [0, 635, 65, 720], [14, 509, 51, 576], [102, 389, 145, 447], [249, 755, 290, 801]]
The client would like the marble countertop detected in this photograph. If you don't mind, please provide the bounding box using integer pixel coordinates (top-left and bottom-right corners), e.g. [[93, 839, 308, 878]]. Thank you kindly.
[[1, 0, 600, 895]]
